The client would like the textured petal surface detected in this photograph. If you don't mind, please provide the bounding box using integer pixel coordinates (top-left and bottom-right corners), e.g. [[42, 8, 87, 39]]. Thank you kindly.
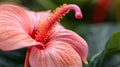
[[29, 41, 82, 67], [0, 3, 88, 67], [0, 4, 50, 51], [49, 24, 88, 62]]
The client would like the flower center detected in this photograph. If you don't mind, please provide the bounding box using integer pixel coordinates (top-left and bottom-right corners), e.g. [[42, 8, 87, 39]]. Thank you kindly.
[[34, 4, 83, 49]]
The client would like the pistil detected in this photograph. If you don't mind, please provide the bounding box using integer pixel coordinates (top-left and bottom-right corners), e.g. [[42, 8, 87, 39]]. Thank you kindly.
[[35, 4, 83, 46]]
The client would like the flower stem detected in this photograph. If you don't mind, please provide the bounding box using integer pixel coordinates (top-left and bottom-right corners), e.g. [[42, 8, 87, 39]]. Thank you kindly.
[[24, 49, 30, 67]]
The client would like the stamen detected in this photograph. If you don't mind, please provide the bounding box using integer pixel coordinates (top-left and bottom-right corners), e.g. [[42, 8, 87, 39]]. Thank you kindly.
[[35, 4, 83, 44]]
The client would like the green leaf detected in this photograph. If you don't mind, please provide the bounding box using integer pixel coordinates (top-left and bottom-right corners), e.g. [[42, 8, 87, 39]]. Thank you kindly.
[[105, 32, 120, 55], [89, 32, 120, 67]]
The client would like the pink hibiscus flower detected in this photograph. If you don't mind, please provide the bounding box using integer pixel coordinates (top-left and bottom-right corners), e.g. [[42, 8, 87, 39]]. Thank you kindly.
[[0, 3, 88, 67]]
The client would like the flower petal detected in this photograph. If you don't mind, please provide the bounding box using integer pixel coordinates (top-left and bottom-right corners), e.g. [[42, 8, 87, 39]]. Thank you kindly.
[[29, 41, 82, 67], [0, 4, 42, 51], [49, 24, 88, 62], [25, 10, 51, 32]]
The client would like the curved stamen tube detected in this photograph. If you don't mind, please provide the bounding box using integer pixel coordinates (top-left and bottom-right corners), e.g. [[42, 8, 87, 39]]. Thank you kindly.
[[35, 4, 83, 44]]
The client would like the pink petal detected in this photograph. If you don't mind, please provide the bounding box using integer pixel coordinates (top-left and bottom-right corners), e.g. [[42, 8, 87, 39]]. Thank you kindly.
[[49, 24, 88, 62], [26, 10, 51, 31], [29, 41, 82, 67], [0, 4, 48, 51]]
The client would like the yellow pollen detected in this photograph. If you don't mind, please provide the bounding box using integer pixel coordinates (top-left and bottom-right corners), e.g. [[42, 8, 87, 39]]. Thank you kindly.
[[84, 60, 88, 65]]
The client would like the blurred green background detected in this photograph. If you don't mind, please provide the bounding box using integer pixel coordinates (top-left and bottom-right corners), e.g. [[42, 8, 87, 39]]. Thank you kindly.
[[0, 0, 120, 67]]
